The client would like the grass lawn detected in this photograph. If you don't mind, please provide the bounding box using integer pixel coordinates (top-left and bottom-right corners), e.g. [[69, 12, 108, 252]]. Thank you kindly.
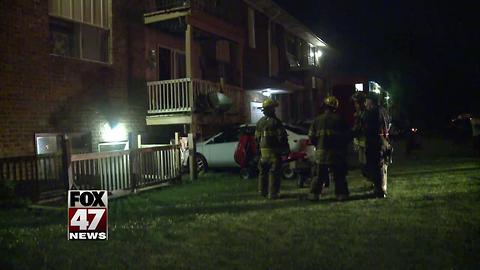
[[1, 141, 480, 269]]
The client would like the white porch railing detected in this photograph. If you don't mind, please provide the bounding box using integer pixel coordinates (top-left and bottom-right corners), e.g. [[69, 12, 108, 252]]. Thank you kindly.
[[147, 78, 244, 114], [69, 145, 181, 197], [148, 78, 192, 113]]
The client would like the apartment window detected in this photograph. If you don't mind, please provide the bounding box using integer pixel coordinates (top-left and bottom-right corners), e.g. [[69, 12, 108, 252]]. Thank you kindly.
[[50, 19, 78, 58], [157, 47, 186, 80], [308, 45, 316, 66], [48, 0, 111, 63], [248, 7, 256, 48], [81, 24, 109, 62], [286, 34, 300, 68]]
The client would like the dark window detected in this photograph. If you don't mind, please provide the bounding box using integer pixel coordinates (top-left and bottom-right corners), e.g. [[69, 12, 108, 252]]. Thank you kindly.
[[50, 19, 79, 58], [158, 47, 172, 80], [81, 24, 109, 62], [49, 17, 110, 63]]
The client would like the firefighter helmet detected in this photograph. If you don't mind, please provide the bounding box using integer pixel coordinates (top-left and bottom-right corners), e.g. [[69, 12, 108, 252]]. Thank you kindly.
[[262, 98, 279, 109], [324, 96, 339, 109], [352, 92, 366, 103]]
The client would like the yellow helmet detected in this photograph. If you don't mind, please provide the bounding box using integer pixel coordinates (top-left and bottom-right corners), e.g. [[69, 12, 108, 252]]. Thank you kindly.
[[324, 96, 339, 109], [262, 98, 279, 109]]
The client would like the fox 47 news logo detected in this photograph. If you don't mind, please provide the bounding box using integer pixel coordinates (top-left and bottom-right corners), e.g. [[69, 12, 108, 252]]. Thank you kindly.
[[68, 190, 108, 240]]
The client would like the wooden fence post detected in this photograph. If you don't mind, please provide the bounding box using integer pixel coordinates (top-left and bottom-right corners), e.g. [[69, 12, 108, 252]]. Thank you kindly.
[[128, 133, 137, 193], [33, 155, 40, 202], [64, 137, 76, 191], [188, 133, 197, 181], [129, 150, 137, 193], [62, 136, 72, 191], [175, 132, 182, 183]]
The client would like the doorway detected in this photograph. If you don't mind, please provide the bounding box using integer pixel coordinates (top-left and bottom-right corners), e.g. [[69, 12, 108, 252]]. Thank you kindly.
[[250, 102, 263, 124], [157, 47, 186, 80]]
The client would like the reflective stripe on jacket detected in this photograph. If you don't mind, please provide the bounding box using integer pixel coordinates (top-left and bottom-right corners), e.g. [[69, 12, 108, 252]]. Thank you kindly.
[[309, 111, 349, 164], [255, 116, 289, 154]]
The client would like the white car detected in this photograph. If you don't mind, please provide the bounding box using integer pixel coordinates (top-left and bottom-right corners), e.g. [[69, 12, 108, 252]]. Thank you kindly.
[[195, 124, 314, 173]]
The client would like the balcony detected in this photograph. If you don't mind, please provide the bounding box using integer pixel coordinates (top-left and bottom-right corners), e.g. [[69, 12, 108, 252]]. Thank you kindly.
[[145, 0, 243, 26], [145, 0, 190, 13], [147, 78, 244, 116]]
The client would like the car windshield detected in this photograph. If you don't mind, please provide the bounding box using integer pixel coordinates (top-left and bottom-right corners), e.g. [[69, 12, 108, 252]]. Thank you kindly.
[[210, 129, 241, 144], [285, 125, 308, 135]]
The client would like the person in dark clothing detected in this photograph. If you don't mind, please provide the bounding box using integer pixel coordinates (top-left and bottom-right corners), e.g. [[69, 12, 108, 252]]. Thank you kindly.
[[255, 98, 289, 199], [308, 96, 350, 201], [352, 92, 368, 178], [364, 93, 391, 198]]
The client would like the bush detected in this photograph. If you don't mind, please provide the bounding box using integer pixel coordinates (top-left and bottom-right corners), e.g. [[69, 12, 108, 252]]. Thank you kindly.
[[0, 180, 28, 208]]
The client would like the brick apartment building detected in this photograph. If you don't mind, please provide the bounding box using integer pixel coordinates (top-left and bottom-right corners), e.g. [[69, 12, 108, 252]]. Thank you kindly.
[[0, 0, 330, 158], [0, 0, 148, 158], [143, 0, 330, 141]]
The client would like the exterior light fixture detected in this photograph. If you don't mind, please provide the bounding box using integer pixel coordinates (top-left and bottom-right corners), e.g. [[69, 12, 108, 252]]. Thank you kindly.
[[101, 122, 128, 142], [262, 90, 272, 97], [355, 83, 364, 92], [316, 50, 323, 58]]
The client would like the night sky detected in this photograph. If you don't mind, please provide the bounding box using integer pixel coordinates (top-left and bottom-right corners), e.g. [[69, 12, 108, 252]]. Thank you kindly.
[[275, 0, 479, 127]]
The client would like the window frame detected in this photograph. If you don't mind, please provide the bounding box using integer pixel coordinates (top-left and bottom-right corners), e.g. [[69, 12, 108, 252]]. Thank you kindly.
[[156, 45, 187, 80], [48, 0, 112, 64]]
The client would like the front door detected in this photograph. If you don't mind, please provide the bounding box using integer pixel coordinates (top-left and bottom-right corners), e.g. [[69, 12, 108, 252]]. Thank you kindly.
[[250, 102, 263, 124], [158, 47, 171, 80]]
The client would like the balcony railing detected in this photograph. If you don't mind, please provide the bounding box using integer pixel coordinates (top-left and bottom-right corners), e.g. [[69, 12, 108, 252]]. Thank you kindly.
[[145, 0, 190, 13], [145, 0, 242, 26], [147, 78, 244, 115]]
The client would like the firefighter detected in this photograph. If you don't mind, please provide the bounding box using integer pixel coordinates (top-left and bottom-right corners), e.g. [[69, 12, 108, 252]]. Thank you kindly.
[[308, 96, 350, 201], [255, 98, 289, 199], [352, 92, 368, 178], [364, 93, 391, 198]]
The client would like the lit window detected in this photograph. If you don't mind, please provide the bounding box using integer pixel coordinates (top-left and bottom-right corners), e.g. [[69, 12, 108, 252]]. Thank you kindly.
[[286, 34, 300, 68], [308, 46, 315, 66]]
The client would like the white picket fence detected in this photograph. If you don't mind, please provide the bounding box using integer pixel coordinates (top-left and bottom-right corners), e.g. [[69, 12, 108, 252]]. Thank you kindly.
[[69, 145, 181, 197]]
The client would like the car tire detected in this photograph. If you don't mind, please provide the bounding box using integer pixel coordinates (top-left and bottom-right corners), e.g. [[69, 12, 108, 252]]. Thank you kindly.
[[282, 164, 296, 179], [193, 153, 208, 175]]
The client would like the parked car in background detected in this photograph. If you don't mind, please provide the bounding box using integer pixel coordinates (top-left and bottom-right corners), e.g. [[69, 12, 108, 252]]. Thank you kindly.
[[194, 124, 314, 174]]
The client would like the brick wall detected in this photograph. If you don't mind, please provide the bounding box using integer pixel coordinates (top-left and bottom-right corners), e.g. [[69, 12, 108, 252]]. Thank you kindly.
[[0, 0, 147, 158]]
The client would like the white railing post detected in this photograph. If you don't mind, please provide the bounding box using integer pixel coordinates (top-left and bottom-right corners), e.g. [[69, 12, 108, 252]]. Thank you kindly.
[[189, 78, 194, 111]]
